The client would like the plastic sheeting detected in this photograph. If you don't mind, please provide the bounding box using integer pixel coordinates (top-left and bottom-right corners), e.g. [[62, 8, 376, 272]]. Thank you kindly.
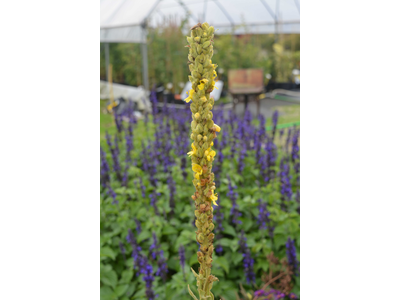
[[100, 0, 300, 43], [100, 81, 151, 112]]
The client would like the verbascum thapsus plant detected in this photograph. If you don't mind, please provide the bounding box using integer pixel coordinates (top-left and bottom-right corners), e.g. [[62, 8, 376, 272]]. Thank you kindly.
[[184, 22, 221, 300]]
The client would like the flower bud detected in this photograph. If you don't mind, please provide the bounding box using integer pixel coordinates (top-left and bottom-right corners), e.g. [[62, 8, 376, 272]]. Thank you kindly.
[[197, 233, 205, 242], [194, 36, 200, 42], [201, 22, 209, 30], [193, 71, 201, 78], [194, 112, 200, 120], [197, 134, 203, 142], [202, 41, 211, 48]]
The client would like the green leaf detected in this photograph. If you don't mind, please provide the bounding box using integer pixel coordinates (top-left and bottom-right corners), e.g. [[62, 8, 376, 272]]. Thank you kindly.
[[100, 247, 116, 260], [100, 286, 116, 300], [101, 269, 118, 288], [119, 269, 133, 284], [214, 256, 229, 274], [252, 242, 263, 253], [218, 238, 232, 247], [125, 282, 137, 297], [125, 257, 133, 268], [189, 253, 199, 266], [242, 218, 253, 231], [231, 251, 243, 265], [137, 230, 151, 243], [274, 234, 287, 249], [229, 238, 239, 252], [114, 284, 129, 297], [162, 225, 178, 235], [222, 224, 236, 236], [221, 289, 238, 300]]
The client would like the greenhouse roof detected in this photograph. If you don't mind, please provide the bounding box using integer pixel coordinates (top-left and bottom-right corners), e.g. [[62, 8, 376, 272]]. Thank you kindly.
[[100, 0, 300, 43]]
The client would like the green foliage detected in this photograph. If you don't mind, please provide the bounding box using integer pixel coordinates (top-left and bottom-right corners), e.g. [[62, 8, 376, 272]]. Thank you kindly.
[[100, 107, 300, 299]]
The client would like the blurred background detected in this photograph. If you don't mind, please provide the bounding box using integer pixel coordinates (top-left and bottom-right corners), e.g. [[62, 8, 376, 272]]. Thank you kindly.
[[100, 1, 300, 300], [100, 0, 300, 122]]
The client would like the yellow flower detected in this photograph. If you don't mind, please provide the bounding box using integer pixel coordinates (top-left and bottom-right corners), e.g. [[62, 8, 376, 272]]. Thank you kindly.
[[192, 163, 203, 175], [210, 150, 216, 158], [198, 79, 208, 91], [210, 191, 218, 206], [184, 89, 195, 103], [187, 143, 197, 157], [211, 141, 214, 146], [198, 83, 205, 90], [214, 124, 221, 132], [195, 173, 200, 180]]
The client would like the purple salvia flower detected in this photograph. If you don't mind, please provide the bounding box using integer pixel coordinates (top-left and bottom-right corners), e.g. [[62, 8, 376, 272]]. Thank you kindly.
[[279, 159, 293, 202], [149, 192, 159, 215], [105, 131, 113, 150], [107, 185, 118, 205], [100, 147, 110, 188], [291, 129, 300, 182], [286, 237, 299, 276], [122, 164, 129, 187], [113, 111, 123, 133], [155, 249, 168, 282], [272, 110, 278, 139], [227, 176, 242, 225], [149, 233, 159, 260], [238, 143, 247, 174], [139, 177, 146, 198], [114, 134, 120, 156], [149, 233, 168, 281], [291, 129, 300, 161], [239, 231, 256, 284], [285, 128, 292, 154], [150, 86, 158, 116], [254, 289, 287, 299], [179, 245, 186, 280], [214, 205, 224, 254], [167, 175, 176, 211], [125, 128, 134, 162], [126, 229, 143, 274], [139, 257, 156, 300], [257, 199, 275, 239], [134, 218, 142, 235], [119, 241, 126, 261], [105, 132, 121, 179], [265, 135, 277, 182]]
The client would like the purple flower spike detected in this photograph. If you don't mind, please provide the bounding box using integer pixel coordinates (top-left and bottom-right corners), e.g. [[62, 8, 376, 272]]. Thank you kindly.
[[107, 185, 118, 205], [257, 199, 275, 239], [179, 245, 186, 280], [227, 176, 242, 225], [286, 237, 299, 276], [239, 231, 255, 284]]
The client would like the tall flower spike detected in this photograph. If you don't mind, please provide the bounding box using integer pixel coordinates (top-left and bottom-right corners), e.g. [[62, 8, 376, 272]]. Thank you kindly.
[[185, 22, 219, 300]]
